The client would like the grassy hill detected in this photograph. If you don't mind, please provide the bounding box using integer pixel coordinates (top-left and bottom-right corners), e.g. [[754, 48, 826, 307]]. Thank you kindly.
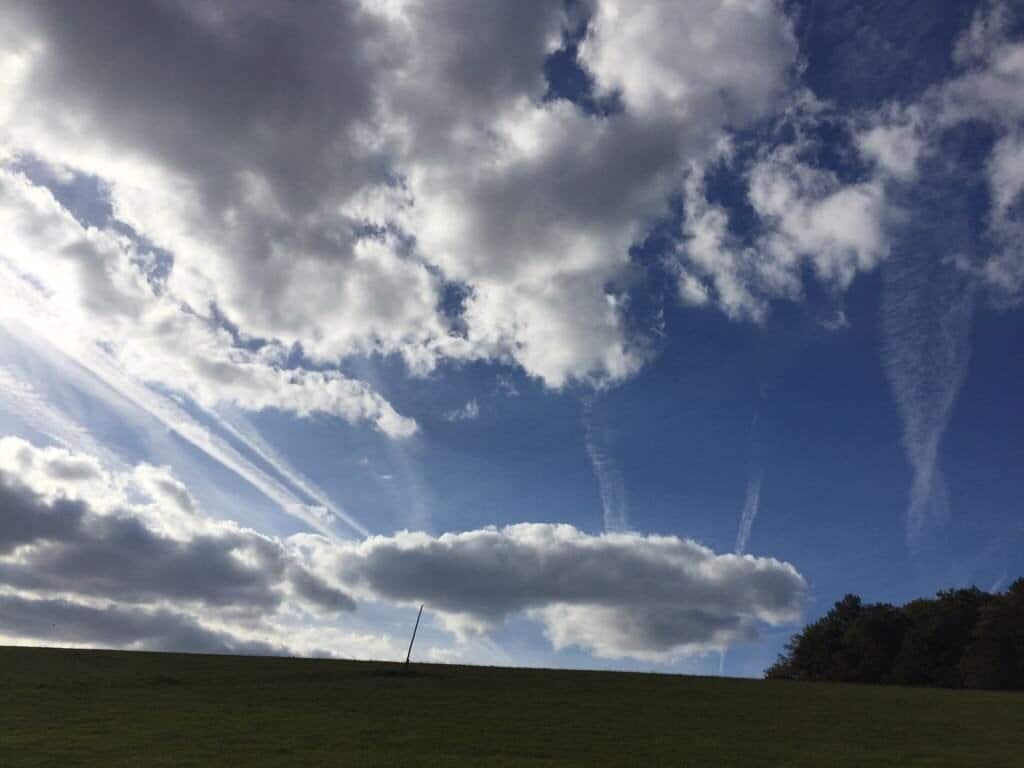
[[2, 645, 1022, 767]]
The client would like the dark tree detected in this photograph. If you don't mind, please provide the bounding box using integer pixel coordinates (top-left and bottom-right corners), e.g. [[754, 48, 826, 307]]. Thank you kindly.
[[837, 603, 907, 683], [960, 579, 1024, 690], [892, 588, 991, 688], [766, 594, 863, 681], [766, 580, 1023, 690]]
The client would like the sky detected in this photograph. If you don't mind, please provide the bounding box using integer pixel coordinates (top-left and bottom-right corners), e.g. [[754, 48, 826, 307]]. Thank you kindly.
[[0, 0, 1023, 677]]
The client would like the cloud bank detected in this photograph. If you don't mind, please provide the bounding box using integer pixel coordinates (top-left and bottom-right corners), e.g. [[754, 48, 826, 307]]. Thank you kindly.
[[0, 435, 806, 662], [307, 524, 806, 662]]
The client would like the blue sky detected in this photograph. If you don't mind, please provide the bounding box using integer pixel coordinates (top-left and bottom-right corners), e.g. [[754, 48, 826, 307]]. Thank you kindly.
[[1, 0, 1023, 676]]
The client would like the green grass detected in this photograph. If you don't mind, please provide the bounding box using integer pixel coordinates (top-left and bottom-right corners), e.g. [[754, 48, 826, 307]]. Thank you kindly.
[[2, 646, 1022, 767]]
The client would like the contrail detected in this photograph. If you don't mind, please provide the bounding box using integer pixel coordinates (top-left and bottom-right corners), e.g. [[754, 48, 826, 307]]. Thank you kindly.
[[724, 411, 764, 675], [0, 363, 110, 461], [734, 468, 764, 556], [0, 263, 366, 538], [882, 253, 974, 548], [734, 407, 764, 556], [582, 396, 629, 533], [722, 474, 761, 676], [350, 356, 432, 531], [210, 408, 370, 537]]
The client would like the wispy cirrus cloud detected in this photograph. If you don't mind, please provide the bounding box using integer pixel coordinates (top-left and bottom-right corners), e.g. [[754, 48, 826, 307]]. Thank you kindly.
[[882, 254, 975, 546], [444, 399, 480, 422], [0, 364, 112, 463], [0, 281, 367, 538]]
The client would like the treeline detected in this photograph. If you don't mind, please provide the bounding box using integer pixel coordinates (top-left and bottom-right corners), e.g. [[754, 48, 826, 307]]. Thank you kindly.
[[765, 578, 1024, 690]]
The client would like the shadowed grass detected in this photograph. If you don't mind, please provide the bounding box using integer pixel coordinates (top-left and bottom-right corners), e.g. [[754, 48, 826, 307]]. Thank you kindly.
[[2, 645, 1021, 767]]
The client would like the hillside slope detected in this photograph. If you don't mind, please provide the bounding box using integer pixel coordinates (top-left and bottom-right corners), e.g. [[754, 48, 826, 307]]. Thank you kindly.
[[2, 646, 1022, 767]]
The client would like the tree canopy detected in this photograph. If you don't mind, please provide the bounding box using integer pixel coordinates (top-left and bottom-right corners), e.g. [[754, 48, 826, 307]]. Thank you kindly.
[[766, 579, 1024, 690]]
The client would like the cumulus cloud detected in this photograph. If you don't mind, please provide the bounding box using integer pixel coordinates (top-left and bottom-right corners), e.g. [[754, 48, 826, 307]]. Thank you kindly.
[[676, 163, 771, 321], [0, 168, 417, 439], [855, 109, 927, 181], [985, 131, 1024, 297], [748, 146, 889, 289], [306, 524, 807, 662], [675, 111, 891, 323], [0, 0, 802, 393], [581, 0, 795, 122], [1, 0, 1017, 404], [673, 1, 1024, 326], [0, 1, 830, 663], [1, 435, 806, 662], [931, 3, 1024, 302]]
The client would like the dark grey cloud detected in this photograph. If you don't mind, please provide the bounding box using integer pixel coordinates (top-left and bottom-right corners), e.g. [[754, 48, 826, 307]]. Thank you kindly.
[[1, 434, 806, 661], [328, 524, 806, 659], [0, 593, 283, 655], [0, 478, 83, 555], [288, 565, 357, 613], [44, 456, 104, 482], [389, 0, 565, 154], [16, 0, 386, 216], [0, 472, 354, 615]]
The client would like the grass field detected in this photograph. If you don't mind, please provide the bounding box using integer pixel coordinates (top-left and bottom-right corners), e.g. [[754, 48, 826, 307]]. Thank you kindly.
[[2, 645, 1022, 767]]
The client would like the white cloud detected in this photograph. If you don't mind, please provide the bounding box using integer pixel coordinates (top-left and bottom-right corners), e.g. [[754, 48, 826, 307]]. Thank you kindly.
[[934, 5, 1024, 302], [444, 399, 479, 422], [0, 0, 801, 391], [0, 296, 371, 537], [0, 168, 417, 439], [675, 111, 891, 323], [672, 1, 1024, 325], [581, 0, 795, 123], [985, 131, 1024, 298], [749, 145, 889, 289], [989, 132, 1024, 214], [855, 109, 927, 181], [854, 2, 1024, 304], [677, 166, 781, 322]]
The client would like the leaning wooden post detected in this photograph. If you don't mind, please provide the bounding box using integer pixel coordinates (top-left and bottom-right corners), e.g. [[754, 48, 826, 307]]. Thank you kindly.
[[405, 604, 424, 667]]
